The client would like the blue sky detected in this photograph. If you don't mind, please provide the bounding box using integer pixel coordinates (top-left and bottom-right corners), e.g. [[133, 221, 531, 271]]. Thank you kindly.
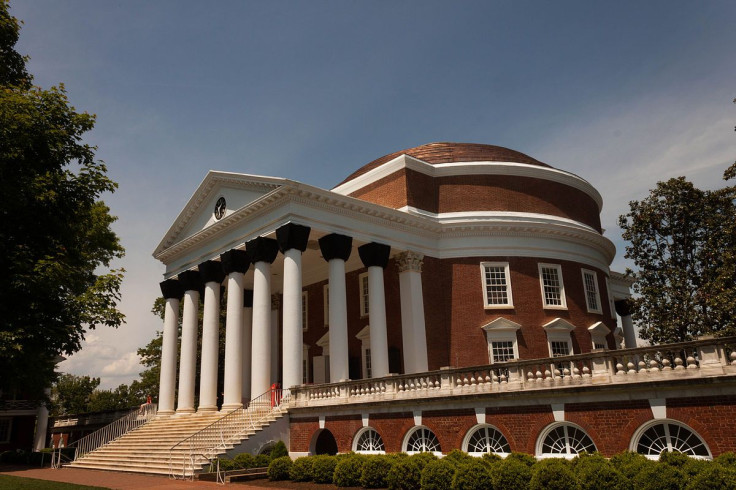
[[10, 1, 735, 389]]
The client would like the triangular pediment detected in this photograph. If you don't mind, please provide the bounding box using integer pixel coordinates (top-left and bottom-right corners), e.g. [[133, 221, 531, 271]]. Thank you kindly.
[[481, 317, 522, 333], [154, 171, 285, 257], [587, 321, 611, 336], [542, 318, 576, 332]]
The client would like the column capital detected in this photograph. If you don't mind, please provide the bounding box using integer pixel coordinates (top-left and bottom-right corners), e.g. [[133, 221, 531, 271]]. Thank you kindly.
[[396, 251, 424, 273], [243, 289, 254, 308], [319, 233, 352, 262], [614, 299, 633, 316], [178, 270, 203, 292], [271, 294, 281, 310], [221, 249, 250, 275], [358, 242, 391, 269], [160, 279, 183, 300], [246, 237, 279, 264], [199, 260, 225, 284], [276, 223, 311, 253]]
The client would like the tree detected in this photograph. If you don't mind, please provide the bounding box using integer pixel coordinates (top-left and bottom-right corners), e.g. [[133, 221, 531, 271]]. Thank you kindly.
[[618, 170, 736, 344], [0, 1, 124, 398], [49, 374, 100, 416]]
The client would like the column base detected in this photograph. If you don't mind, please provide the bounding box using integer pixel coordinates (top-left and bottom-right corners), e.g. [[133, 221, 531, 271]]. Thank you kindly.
[[157, 409, 175, 415], [197, 405, 218, 412], [221, 403, 243, 411], [176, 407, 195, 414]]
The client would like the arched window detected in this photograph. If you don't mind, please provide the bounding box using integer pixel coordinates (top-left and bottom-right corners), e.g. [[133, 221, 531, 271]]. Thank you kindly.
[[462, 424, 511, 456], [537, 423, 596, 458], [632, 420, 711, 459], [353, 427, 385, 454], [403, 426, 441, 454]]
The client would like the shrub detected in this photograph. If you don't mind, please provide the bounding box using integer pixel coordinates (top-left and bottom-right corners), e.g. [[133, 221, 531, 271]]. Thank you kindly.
[[717, 452, 736, 468], [685, 463, 736, 490], [681, 458, 711, 479], [234, 452, 255, 469], [576, 459, 631, 490], [451, 459, 494, 490], [361, 455, 395, 489], [311, 455, 337, 484], [334, 454, 366, 487], [481, 452, 502, 467], [420, 459, 456, 490], [387, 457, 423, 490], [289, 456, 314, 481], [444, 449, 473, 467], [659, 450, 693, 468], [216, 457, 237, 471], [253, 453, 271, 467], [267, 456, 293, 481], [490, 458, 532, 490], [0, 449, 29, 464], [631, 461, 682, 490], [270, 441, 289, 460], [529, 458, 580, 490], [506, 452, 537, 467], [410, 451, 438, 470], [610, 451, 651, 480]]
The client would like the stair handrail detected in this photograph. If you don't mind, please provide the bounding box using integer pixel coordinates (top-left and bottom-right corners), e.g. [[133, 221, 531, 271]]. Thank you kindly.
[[69, 402, 158, 461], [168, 388, 289, 479]]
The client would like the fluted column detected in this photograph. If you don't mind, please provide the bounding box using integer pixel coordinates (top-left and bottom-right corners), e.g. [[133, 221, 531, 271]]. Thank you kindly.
[[177, 270, 202, 413], [398, 251, 428, 373], [242, 290, 253, 403], [615, 299, 638, 348], [198, 260, 225, 412], [246, 237, 279, 398], [221, 250, 250, 410], [277, 223, 311, 390], [319, 233, 352, 382], [358, 242, 391, 378], [158, 278, 183, 414], [271, 295, 280, 385]]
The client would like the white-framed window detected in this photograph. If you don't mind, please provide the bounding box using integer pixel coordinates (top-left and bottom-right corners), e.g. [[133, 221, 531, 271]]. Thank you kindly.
[[550, 341, 571, 357], [537, 422, 597, 459], [302, 291, 308, 331], [403, 426, 442, 455], [323, 284, 329, 326], [538, 263, 567, 309], [0, 418, 11, 444], [631, 420, 711, 460], [353, 427, 385, 454], [481, 317, 521, 364], [359, 272, 369, 317], [480, 262, 513, 308], [462, 424, 511, 456], [588, 322, 611, 350], [355, 326, 372, 379], [543, 318, 575, 373], [581, 269, 602, 314]]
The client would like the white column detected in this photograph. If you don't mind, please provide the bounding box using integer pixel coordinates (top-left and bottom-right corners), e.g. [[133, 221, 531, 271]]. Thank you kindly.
[[398, 251, 428, 373], [198, 279, 220, 412], [282, 248, 303, 390], [271, 295, 280, 386], [177, 287, 199, 413], [222, 271, 245, 410], [158, 292, 181, 414], [329, 258, 349, 381], [242, 291, 253, 404], [251, 260, 272, 399], [33, 388, 51, 451], [621, 315, 637, 349], [368, 266, 389, 377]]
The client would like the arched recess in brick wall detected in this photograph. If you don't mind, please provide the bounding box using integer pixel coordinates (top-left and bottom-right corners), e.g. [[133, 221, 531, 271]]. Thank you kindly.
[[462, 424, 511, 456], [352, 427, 386, 454], [309, 429, 338, 456], [630, 420, 712, 460], [402, 426, 442, 455], [536, 422, 597, 459]]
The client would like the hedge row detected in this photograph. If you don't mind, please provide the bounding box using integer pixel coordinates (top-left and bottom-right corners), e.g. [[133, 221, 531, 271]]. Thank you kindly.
[[266, 450, 736, 489], [213, 440, 288, 471]]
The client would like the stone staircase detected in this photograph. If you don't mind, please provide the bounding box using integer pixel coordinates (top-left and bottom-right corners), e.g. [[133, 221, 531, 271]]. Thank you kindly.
[[68, 394, 288, 476]]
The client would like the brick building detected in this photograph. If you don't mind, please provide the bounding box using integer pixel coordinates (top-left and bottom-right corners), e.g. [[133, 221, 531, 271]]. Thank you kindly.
[[150, 142, 736, 461]]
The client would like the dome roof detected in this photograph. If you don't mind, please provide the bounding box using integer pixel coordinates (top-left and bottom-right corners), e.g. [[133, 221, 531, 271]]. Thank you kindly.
[[338, 142, 550, 186]]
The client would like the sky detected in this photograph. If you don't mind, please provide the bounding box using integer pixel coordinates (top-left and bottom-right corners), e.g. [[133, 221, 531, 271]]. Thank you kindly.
[[10, 1, 735, 390]]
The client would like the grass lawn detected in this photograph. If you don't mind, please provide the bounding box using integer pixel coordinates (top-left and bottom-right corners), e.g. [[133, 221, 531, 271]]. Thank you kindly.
[[0, 474, 109, 490]]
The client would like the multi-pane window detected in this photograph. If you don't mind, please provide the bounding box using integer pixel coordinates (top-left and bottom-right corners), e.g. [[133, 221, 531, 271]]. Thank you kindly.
[[359, 273, 369, 317], [540, 424, 597, 458], [539, 264, 566, 308], [491, 341, 515, 363], [465, 425, 511, 455], [481, 262, 513, 308], [355, 428, 385, 453], [405, 427, 441, 454], [582, 269, 602, 314], [636, 422, 710, 459], [302, 359, 308, 384], [302, 291, 308, 331], [594, 342, 606, 350], [365, 348, 372, 378], [551, 341, 571, 357]]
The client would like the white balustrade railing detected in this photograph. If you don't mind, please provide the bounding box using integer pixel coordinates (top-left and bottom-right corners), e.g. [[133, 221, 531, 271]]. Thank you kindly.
[[169, 388, 288, 479], [70, 403, 157, 461], [290, 336, 736, 408]]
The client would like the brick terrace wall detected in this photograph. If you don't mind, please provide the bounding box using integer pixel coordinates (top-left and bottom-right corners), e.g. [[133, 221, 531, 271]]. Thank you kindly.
[[290, 396, 736, 457]]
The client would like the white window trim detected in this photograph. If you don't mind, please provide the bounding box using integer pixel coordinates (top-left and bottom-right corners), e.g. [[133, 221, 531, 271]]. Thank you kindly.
[[536, 422, 597, 459], [323, 284, 329, 326], [402, 425, 443, 456], [588, 321, 610, 350], [302, 291, 309, 331], [302, 344, 310, 385], [462, 423, 511, 457], [356, 326, 372, 379], [605, 277, 617, 320], [542, 318, 575, 358], [359, 272, 369, 318], [630, 419, 712, 460], [352, 426, 386, 454], [538, 263, 567, 310], [581, 269, 603, 314], [480, 262, 514, 309], [481, 317, 521, 364]]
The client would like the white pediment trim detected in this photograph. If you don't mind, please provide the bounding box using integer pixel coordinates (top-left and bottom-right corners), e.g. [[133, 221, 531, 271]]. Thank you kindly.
[[330, 154, 602, 211], [542, 318, 576, 332], [588, 321, 611, 336], [481, 317, 522, 333], [355, 325, 371, 342]]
